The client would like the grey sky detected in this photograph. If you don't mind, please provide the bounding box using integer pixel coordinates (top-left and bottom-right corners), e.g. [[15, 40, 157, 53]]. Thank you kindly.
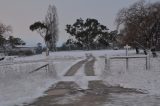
[[0, 0, 159, 46]]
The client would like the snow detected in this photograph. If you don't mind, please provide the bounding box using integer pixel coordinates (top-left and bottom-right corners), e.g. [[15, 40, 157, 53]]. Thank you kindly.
[[102, 54, 160, 95], [57, 62, 101, 89], [0, 49, 160, 106], [15, 50, 131, 62], [0, 56, 78, 106]]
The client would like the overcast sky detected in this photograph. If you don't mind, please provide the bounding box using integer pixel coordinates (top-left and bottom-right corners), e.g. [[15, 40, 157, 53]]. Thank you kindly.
[[0, 0, 159, 47]]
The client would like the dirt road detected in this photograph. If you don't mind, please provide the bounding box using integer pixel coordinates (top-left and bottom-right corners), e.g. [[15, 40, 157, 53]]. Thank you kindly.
[[25, 55, 144, 106]]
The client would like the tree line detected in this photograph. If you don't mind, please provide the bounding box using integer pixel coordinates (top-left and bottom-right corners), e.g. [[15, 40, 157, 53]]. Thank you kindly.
[[60, 0, 160, 52], [1, 0, 160, 56], [0, 23, 25, 53]]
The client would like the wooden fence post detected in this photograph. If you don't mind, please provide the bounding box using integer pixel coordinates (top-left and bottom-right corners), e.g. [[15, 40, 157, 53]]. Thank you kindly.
[[146, 54, 150, 70], [48, 59, 57, 78], [146, 55, 148, 70], [126, 58, 128, 70], [105, 55, 110, 70]]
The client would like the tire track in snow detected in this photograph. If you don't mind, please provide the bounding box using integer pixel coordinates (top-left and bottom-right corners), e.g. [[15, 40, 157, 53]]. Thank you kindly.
[[64, 59, 87, 76], [84, 56, 96, 76]]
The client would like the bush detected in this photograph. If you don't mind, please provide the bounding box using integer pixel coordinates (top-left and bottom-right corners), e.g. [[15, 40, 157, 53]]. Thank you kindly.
[[8, 50, 34, 56], [22, 50, 34, 56]]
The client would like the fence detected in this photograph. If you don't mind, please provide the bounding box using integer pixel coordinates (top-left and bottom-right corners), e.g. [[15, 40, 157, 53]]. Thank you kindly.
[[0, 58, 57, 77], [105, 55, 150, 70]]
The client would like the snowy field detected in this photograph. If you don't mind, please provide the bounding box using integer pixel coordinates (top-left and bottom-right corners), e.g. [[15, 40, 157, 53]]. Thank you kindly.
[[0, 50, 160, 106]]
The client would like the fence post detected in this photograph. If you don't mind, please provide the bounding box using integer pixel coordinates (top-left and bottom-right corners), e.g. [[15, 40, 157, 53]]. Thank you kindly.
[[146, 55, 148, 70], [105, 55, 110, 70], [149, 54, 151, 70], [47, 56, 57, 78], [146, 54, 150, 70], [126, 57, 129, 70]]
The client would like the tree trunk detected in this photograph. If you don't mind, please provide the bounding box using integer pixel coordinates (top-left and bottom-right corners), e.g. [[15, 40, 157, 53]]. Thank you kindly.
[[46, 47, 49, 56], [135, 47, 139, 54], [45, 41, 50, 56]]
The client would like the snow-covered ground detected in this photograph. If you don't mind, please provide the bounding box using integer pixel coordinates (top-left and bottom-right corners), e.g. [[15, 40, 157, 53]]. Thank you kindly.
[[0, 49, 160, 106], [102, 54, 160, 95], [0, 53, 79, 106]]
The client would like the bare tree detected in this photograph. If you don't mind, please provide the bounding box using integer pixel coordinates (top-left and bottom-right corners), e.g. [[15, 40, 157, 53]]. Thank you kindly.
[[0, 22, 12, 37], [45, 4, 59, 51], [0, 22, 12, 54], [116, 0, 160, 50]]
